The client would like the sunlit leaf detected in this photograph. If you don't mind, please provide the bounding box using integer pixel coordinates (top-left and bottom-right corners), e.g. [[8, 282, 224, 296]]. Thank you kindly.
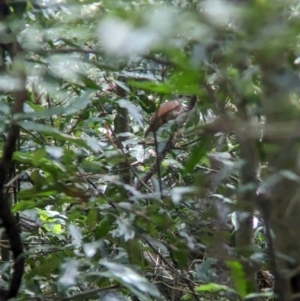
[[226, 261, 247, 298], [195, 283, 234, 293]]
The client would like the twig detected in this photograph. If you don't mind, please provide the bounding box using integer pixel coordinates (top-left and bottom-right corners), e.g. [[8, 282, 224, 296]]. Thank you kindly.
[[143, 236, 200, 301], [46, 94, 57, 146]]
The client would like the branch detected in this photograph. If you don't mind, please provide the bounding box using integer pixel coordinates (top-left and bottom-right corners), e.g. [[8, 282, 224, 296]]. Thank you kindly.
[[135, 131, 178, 191], [0, 29, 26, 300]]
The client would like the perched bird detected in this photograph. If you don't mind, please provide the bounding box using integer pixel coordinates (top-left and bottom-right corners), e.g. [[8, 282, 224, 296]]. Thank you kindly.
[[144, 100, 186, 138]]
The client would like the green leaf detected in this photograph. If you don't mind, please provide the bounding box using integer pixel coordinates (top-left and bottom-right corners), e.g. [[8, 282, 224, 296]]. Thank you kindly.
[[86, 209, 98, 229], [95, 216, 115, 239], [18, 121, 88, 147], [226, 260, 247, 298], [128, 80, 174, 93], [183, 142, 208, 174], [125, 239, 143, 265], [13, 200, 36, 212], [26, 256, 61, 279], [195, 283, 234, 293], [17, 186, 58, 200], [171, 243, 189, 270]]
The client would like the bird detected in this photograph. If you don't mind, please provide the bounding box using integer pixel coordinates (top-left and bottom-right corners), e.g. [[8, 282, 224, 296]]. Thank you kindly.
[[144, 100, 186, 138]]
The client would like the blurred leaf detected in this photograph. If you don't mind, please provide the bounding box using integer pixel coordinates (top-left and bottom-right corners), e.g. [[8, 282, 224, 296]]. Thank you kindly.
[[270, 69, 300, 91], [171, 242, 189, 270], [128, 80, 174, 94], [170, 186, 194, 205], [26, 255, 61, 279], [83, 241, 100, 258], [100, 292, 128, 301], [45, 146, 64, 160], [118, 99, 143, 128], [245, 291, 275, 299], [86, 209, 98, 229], [100, 261, 160, 299], [112, 217, 135, 241], [226, 261, 247, 298], [95, 216, 115, 239], [13, 200, 36, 212], [114, 80, 130, 93], [58, 259, 80, 288], [195, 283, 234, 293], [77, 73, 101, 89], [125, 239, 143, 265], [138, 95, 156, 114], [195, 258, 215, 282], [10, 0, 27, 17], [184, 143, 207, 174], [69, 224, 82, 247], [84, 136, 102, 153]]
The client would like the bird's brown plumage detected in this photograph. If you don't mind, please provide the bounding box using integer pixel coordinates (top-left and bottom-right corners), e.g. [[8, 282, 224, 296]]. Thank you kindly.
[[144, 100, 185, 137]]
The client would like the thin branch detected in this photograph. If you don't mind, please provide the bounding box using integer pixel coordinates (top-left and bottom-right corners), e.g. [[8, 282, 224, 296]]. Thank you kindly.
[[22, 285, 120, 301], [135, 131, 177, 191], [143, 236, 200, 301]]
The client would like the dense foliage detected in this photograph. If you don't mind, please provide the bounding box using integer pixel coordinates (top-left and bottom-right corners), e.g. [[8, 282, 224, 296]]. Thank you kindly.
[[1, 0, 300, 300]]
